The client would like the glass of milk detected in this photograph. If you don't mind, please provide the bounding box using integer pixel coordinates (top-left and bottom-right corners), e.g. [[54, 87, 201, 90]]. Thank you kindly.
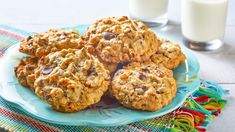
[[129, 0, 169, 27], [182, 0, 228, 51]]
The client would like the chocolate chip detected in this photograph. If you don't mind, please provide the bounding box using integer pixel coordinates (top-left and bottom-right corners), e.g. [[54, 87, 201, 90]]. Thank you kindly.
[[77, 63, 82, 68], [156, 91, 164, 94], [141, 86, 148, 92], [70, 88, 75, 92], [91, 30, 96, 34], [134, 85, 140, 89], [42, 67, 53, 75], [102, 32, 116, 40], [45, 95, 51, 100], [134, 85, 148, 94], [87, 67, 96, 76], [28, 41, 33, 46], [134, 85, 147, 90], [139, 73, 146, 80], [59, 35, 66, 40], [26, 36, 32, 41], [43, 91, 51, 100], [142, 67, 150, 72], [28, 66, 35, 71], [39, 80, 44, 87]]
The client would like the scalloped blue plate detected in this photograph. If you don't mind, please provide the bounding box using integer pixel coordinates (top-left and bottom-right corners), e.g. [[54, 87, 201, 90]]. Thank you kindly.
[[0, 25, 200, 126]]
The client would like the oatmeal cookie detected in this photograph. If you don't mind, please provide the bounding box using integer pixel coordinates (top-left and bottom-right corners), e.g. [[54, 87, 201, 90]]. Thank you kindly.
[[151, 39, 186, 69], [14, 56, 38, 91], [98, 57, 118, 74], [102, 62, 118, 74], [19, 29, 84, 57], [110, 62, 177, 111], [34, 48, 110, 112], [84, 16, 160, 63]]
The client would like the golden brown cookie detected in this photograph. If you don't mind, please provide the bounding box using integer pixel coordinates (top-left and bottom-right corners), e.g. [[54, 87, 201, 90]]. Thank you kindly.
[[14, 56, 38, 91], [110, 62, 177, 111], [97, 57, 118, 74], [151, 39, 186, 69], [19, 29, 84, 57], [84, 16, 160, 63], [34, 48, 110, 112]]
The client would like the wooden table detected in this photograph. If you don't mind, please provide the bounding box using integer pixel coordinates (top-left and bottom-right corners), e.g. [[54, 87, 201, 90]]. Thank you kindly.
[[0, 0, 234, 131]]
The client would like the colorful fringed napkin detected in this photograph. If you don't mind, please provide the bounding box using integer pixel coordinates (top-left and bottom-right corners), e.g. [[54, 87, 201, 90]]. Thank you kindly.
[[0, 25, 228, 132]]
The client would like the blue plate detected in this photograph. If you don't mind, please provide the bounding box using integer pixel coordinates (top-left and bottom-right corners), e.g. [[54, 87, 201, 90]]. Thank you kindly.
[[0, 25, 200, 126]]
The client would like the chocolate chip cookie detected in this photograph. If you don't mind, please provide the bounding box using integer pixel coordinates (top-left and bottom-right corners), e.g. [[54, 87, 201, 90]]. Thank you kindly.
[[84, 16, 160, 63], [110, 62, 177, 111], [97, 57, 118, 74], [15, 56, 38, 91], [19, 29, 84, 57], [101, 62, 118, 74], [34, 48, 110, 112], [151, 39, 186, 69]]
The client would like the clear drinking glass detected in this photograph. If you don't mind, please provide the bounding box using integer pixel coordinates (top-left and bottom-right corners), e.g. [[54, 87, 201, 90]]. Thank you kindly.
[[129, 0, 169, 27], [182, 0, 228, 51]]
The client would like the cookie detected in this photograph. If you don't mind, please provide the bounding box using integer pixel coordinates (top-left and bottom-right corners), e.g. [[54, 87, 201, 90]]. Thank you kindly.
[[151, 39, 186, 69], [19, 29, 84, 57], [34, 48, 110, 112], [14, 56, 38, 91], [110, 62, 177, 111], [97, 57, 118, 74], [84, 16, 160, 63], [101, 61, 118, 74]]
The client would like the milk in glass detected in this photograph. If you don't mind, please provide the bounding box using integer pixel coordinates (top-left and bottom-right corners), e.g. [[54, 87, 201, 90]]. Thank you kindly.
[[182, 0, 228, 42], [129, 0, 168, 27]]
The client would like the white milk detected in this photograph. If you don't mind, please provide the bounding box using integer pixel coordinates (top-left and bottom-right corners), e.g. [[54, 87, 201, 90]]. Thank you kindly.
[[182, 0, 228, 42], [129, 0, 168, 19]]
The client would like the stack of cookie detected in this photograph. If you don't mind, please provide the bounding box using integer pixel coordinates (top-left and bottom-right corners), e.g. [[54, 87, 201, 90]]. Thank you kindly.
[[15, 16, 186, 112]]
